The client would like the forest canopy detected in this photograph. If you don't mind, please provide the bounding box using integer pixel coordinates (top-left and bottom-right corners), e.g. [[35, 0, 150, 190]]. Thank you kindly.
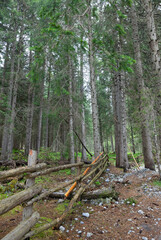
[[0, 0, 161, 171]]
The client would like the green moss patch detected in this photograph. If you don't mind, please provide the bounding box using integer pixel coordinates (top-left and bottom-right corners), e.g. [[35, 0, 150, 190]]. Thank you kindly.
[[31, 217, 53, 239], [152, 180, 161, 187], [55, 201, 69, 214]]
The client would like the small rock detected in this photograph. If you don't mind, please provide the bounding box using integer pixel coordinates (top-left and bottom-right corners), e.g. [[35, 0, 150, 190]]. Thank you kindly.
[[78, 230, 82, 234], [142, 237, 148, 240], [128, 230, 135, 234], [59, 226, 65, 232], [87, 232, 93, 238], [138, 210, 144, 214], [80, 221, 84, 224], [75, 218, 78, 221], [82, 212, 90, 218], [105, 178, 110, 182], [106, 168, 110, 172]]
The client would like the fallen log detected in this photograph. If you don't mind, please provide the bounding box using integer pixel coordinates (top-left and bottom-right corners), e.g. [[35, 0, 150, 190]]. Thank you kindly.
[[49, 187, 119, 200], [1, 211, 40, 240], [23, 160, 108, 238], [29, 162, 84, 178], [25, 171, 85, 206], [82, 188, 119, 200], [0, 184, 42, 216], [22, 187, 84, 239], [0, 163, 47, 181]]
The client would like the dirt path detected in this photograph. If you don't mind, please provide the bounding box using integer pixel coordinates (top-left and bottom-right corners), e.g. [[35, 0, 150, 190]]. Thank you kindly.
[[0, 165, 161, 240]]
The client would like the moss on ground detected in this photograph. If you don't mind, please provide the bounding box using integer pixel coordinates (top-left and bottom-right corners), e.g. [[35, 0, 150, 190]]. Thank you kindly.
[[31, 217, 53, 239]]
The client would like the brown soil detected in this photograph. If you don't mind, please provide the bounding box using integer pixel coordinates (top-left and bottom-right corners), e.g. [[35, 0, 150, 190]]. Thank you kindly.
[[0, 164, 161, 240]]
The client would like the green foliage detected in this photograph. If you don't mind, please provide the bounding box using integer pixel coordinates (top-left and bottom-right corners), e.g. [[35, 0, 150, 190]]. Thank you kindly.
[[108, 152, 116, 164], [119, 55, 136, 72], [55, 201, 69, 214], [0, 192, 9, 200], [121, 0, 133, 7], [117, 10, 127, 19], [32, 217, 53, 239], [95, 180, 101, 186], [115, 24, 126, 35], [12, 150, 28, 162], [92, 6, 99, 20], [124, 197, 137, 205], [152, 180, 161, 187], [59, 169, 71, 175], [39, 149, 60, 163]]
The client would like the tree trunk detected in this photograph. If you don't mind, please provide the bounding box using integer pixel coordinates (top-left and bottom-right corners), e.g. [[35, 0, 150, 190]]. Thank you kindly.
[[113, 70, 128, 169], [0, 184, 42, 216], [1, 41, 9, 96], [37, 66, 45, 156], [88, 3, 101, 158], [1, 33, 17, 163], [131, 126, 135, 154], [111, 135, 114, 152], [143, 0, 161, 151], [1, 212, 40, 240], [25, 87, 35, 156], [68, 56, 75, 164], [130, 3, 155, 170], [7, 56, 20, 162], [44, 63, 51, 149], [80, 50, 87, 162]]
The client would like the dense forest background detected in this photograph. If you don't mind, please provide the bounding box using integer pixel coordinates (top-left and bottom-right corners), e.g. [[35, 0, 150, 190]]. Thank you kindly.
[[0, 0, 160, 170]]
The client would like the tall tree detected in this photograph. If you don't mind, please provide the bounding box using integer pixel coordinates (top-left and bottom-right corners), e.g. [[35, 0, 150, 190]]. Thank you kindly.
[[88, 0, 101, 158], [130, 2, 155, 170]]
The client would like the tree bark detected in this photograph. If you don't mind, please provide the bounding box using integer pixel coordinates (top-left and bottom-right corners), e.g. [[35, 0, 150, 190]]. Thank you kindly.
[[130, 126, 135, 154], [25, 87, 35, 156], [1, 212, 40, 240], [0, 163, 46, 180], [25, 48, 35, 156], [130, 3, 155, 170], [0, 184, 42, 216], [111, 135, 114, 152], [143, 0, 161, 151], [44, 63, 51, 149], [1, 32, 17, 163], [37, 71, 45, 156], [80, 49, 87, 162], [7, 56, 20, 162], [88, 3, 101, 158], [49, 187, 119, 200], [68, 55, 75, 164], [113, 70, 128, 169]]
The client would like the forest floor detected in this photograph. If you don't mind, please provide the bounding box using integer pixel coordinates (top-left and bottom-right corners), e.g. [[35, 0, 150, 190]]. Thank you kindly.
[[0, 162, 161, 240]]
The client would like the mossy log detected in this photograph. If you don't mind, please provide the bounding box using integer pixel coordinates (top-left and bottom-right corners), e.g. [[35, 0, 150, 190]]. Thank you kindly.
[[49, 187, 119, 200], [1, 211, 40, 240], [0, 163, 47, 181], [0, 184, 42, 215], [22, 187, 84, 239], [82, 188, 119, 200]]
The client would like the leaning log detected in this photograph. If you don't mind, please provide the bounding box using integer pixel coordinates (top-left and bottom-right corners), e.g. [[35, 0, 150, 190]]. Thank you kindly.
[[0, 184, 42, 215], [1, 211, 40, 240], [0, 163, 47, 181], [22, 187, 84, 239], [26, 172, 85, 206]]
